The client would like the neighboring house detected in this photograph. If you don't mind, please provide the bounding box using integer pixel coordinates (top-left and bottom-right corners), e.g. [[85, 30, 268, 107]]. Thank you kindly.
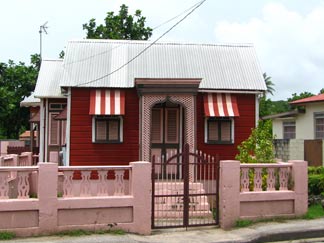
[[22, 60, 67, 163], [30, 39, 266, 166], [20, 92, 41, 154], [263, 94, 324, 166]]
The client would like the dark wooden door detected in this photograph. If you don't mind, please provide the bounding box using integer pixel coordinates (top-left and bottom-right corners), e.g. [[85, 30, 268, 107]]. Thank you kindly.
[[151, 102, 181, 172], [304, 140, 323, 166]]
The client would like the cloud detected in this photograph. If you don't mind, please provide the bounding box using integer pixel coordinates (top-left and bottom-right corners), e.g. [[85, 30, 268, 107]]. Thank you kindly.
[[214, 2, 324, 100]]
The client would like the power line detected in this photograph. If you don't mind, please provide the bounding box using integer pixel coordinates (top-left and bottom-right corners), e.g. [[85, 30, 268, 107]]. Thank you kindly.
[[64, 0, 205, 67], [152, 1, 204, 30], [76, 0, 207, 87]]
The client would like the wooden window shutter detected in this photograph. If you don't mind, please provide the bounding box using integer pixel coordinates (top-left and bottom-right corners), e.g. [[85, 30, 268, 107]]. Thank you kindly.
[[108, 120, 119, 141], [208, 120, 218, 141], [165, 108, 179, 144], [221, 121, 231, 141], [96, 120, 107, 141], [61, 120, 67, 144], [49, 113, 59, 145], [151, 108, 163, 143]]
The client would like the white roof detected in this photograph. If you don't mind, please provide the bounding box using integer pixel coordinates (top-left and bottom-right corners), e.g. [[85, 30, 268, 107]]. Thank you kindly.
[[61, 39, 266, 91], [34, 59, 64, 98], [20, 92, 40, 107]]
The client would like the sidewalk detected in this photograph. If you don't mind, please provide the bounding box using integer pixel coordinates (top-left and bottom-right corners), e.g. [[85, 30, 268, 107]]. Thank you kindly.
[[3, 218, 324, 243]]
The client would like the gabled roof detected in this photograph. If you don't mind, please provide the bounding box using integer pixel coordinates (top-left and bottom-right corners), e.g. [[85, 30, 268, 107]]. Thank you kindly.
[[20, 92, 40, 107], [61, 39, 266, 91], [34, 59, 65, 98], [290, 94, 324, 105]]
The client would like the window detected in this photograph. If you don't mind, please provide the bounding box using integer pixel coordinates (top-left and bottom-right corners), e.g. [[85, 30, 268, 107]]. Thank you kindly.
[[283, 121, 296, 139], [93, 116, 123, 143], [206, 118, 233, 144], [49, 103, 66, 111], [49, 112, 59, 145], [315, 113, 324, 139]]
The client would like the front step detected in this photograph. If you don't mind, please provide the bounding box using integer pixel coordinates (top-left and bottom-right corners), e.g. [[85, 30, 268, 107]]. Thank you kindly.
[[154, 182, 213, 218]]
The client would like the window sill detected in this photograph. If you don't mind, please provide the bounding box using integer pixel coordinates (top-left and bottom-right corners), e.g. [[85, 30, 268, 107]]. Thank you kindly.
[[92, 141, 123, 144], [206, 141, 234, 145]]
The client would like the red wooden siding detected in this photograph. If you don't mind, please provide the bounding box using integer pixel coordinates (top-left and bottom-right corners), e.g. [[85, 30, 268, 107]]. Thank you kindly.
[[70, 88, 139, 166], [196, 93, 256, 160]]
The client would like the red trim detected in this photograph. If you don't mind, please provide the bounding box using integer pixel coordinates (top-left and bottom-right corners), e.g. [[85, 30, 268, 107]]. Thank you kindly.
[[111, 90, 115, 115], [100, 90, 105, 115], [222, 94, 229, 116], [231, 95, 239, 117], [120, 91, 125, 115], [89, 90, 96, 115]]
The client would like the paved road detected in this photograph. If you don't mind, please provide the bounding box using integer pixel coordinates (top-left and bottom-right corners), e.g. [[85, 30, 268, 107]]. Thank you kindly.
[[3, 218, 324, 243]]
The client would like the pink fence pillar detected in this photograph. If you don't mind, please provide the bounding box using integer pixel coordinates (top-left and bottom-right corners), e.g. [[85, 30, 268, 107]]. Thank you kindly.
[[129, 161, 151, 235], [37, 163, 58, 233], [290, 160, 308, 216], [219, 160, 240, 230]]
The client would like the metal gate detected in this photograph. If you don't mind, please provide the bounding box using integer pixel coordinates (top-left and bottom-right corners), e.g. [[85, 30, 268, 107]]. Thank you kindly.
[[151, 143, 219, 229]]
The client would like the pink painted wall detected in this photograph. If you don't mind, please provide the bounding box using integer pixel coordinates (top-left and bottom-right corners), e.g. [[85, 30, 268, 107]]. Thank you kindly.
[[219, 160, 308, 229], [0, 162, 151, 236]]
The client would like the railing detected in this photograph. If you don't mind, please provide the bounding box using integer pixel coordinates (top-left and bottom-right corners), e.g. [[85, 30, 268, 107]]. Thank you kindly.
[[7, 146, 29, 155], [0, 166, 38, 199], [240, 162, 293, 192], [59, 165, 132, 198], [0, 152, 34, 167]]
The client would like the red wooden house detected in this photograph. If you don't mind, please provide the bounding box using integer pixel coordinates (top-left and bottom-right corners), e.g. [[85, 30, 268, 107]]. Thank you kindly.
[[32, 39, 266, 165]]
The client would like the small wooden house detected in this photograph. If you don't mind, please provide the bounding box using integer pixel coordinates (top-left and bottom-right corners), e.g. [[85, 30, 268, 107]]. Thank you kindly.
[[32, 39, 266, 165]]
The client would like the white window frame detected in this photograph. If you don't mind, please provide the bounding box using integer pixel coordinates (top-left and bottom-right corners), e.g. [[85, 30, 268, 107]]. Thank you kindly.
[[92, 116, 123, 143], [204, 117, 234, 144], [283, 121, 296, 139], [314, 112, 324, 139]]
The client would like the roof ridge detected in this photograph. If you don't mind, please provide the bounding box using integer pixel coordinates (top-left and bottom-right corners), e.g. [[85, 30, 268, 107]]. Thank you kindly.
[[67, 39, 254, 47], [42, 59, 63, 62]]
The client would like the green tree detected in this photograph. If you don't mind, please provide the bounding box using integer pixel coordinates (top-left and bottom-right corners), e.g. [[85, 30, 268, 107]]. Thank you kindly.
[[83, 4, 152, 40], [259, 72, 277, 116], [0, 55, 39, 139], [319, 88, 324, 94], [235, 120, 275, 163], [287, 91, 314, 102], [263, 72, 275, 96]]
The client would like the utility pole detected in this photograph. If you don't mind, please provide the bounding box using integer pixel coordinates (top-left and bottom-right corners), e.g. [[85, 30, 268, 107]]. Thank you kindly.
[[39, 21, 48, 60]]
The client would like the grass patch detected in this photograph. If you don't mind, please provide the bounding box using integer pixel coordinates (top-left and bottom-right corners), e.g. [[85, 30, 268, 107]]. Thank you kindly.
[[303, 204, 324, 219], [56, 228, 125, 237], [235, 219, 253, 228], [235, 204, 324, 228], [57, 229, 91, 237], [0, 231, 16, 240]]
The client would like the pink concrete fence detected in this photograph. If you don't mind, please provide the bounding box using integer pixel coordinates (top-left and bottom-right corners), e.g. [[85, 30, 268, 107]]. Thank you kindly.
[[0, 162, 151, 236], [0, 152, 33, 167], [219, 160, 308, 229]]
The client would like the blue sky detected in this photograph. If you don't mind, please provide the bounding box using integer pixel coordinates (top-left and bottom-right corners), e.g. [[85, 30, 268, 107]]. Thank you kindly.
[[1, 0, 324, 100]]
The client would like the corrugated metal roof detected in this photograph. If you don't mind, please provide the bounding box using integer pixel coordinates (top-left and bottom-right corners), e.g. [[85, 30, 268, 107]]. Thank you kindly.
[[34, 59, 65, 98], [61, 39, 266, 91], [20, 92, 40, 107], [290, 94, 324, 105]]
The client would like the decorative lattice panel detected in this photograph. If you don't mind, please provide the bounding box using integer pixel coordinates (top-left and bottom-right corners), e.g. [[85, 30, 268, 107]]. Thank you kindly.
[[141, 94, 196, 161]]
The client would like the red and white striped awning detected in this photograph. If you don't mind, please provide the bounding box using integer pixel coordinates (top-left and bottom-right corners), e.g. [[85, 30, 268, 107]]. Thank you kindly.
[[203, 93, 239, 117], [89, 89, 125, 115]]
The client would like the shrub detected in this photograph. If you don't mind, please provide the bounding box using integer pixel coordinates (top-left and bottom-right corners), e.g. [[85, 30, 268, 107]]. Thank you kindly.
[[236, 120, 275, 164], [308, 166, 324, 195]]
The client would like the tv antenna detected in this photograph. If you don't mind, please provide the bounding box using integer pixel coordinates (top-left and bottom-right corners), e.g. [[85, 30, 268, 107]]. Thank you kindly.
[[39, 21, 48, 60]]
